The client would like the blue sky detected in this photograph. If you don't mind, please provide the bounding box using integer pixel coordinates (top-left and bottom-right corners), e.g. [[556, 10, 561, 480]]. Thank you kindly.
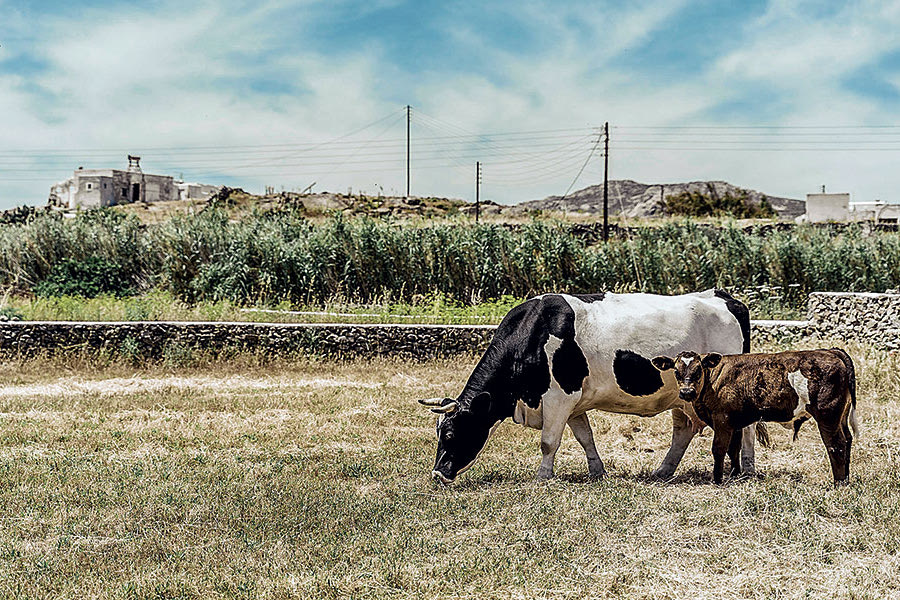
[[2, 0, 900, 209]]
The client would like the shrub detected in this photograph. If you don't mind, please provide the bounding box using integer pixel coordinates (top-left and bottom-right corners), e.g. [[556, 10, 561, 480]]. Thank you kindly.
[[34, 257, 133, 298], [663, 187, 776, 219]]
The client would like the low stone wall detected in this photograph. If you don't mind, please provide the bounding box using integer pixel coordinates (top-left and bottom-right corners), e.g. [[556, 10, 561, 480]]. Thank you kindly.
[[808, 292, 900, 350], [750, 320, 816, 347], [1, 292, 899, 358], [0, 321, 496, 359]]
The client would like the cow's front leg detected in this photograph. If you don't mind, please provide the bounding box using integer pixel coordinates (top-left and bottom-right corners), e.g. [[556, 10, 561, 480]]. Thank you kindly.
[[567, 412, 606, 479], [652, 407, 697, 479], [536, 397, 572, 480]]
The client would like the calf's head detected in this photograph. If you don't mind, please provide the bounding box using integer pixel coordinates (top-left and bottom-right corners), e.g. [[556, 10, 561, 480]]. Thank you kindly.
[[418, 392, 495, 485], [651, 351, 722, 402]]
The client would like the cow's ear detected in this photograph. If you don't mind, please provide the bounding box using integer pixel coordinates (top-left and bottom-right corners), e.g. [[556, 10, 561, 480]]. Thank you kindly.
[[470, 391, 493, 416], [701, 353, 723, 369], [651, 356, 675, 371]]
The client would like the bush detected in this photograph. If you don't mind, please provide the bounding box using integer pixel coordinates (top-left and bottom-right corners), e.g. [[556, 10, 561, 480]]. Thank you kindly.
[[663, 187, 775, 219], [3, 209, 900, 313], [34, 257, 132, 298]]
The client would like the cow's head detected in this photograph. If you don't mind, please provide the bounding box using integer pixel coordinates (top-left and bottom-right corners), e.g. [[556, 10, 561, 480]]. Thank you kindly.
[[418, 392, 495, 484], [651, 351, 722, 402]]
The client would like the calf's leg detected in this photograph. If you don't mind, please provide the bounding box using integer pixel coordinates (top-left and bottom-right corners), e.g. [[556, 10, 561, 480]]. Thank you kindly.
[[728, 429, 743, 477], [652, 408, 697, 479], [711, 425, 734, 485], [817, 419, 851, 485], [567, 413, 606, 479]]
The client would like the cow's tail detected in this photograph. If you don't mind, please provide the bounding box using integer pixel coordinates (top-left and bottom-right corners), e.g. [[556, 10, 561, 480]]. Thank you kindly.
[[831, 347, 860, 438], [755, 421, 770, 447]]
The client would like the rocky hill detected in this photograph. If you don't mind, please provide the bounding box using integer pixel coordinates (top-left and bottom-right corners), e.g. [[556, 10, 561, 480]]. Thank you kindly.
[[16, 180, 804, 223], [512, 180, 804, 219]]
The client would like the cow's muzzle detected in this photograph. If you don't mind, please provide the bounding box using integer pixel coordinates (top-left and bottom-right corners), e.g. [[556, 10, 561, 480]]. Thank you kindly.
[[432, 470, 454, 485]]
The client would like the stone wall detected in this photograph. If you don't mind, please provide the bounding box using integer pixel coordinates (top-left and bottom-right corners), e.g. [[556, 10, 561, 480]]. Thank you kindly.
[[807, 292, 900, 350], [750, 319, 816, 347], [1, 292, 898, 358], [0, 321, 496, 359]]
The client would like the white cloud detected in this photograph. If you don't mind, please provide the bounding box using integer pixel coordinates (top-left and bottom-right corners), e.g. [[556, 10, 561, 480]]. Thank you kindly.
[[3, 0, 900, 209]]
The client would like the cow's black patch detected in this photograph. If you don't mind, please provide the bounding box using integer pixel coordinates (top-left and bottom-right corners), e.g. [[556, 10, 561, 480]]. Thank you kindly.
[[542, 295, 590, 395], [552, 338, 589, 394], [714, 289, 751, 353], [570, 293, 606, 303], [613, 349, 664, 396], [455, 294, 588, 415]]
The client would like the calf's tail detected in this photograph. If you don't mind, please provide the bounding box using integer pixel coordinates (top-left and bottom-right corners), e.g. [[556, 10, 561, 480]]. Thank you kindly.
[[830, 347, 860, 438]]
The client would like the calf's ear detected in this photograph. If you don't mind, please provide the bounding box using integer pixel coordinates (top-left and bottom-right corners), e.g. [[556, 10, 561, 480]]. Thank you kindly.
[[651, 356, 675, 371], [701, 353, 723, 369]]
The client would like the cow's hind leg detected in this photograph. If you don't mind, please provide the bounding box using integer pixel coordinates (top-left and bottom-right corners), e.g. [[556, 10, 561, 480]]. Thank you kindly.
[[652, 408, 697, 479], [740, 425, 758, 473], [568, 413, 606, 479]]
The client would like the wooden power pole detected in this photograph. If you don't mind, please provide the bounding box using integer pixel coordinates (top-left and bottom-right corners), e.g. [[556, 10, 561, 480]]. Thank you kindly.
[[475, 161, 482, 223], [406, 105, 411, 198], [603, 122, 609, 242]]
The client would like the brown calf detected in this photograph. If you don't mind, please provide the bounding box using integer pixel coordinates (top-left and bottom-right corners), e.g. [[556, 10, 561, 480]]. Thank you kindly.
[[651, 349, 858, 485]]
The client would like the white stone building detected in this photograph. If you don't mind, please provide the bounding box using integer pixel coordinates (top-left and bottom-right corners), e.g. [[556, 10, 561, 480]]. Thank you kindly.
[[804, 193, 850, 222], [49, 156, 217, 209], [802, 191, 900, 223]]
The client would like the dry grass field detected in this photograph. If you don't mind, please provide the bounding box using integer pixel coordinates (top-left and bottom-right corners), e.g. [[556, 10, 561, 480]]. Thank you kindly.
[[1, 342, 899, 599]]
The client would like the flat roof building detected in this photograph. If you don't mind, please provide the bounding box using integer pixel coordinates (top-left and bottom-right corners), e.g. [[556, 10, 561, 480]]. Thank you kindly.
[[49, 156, 217, 209]]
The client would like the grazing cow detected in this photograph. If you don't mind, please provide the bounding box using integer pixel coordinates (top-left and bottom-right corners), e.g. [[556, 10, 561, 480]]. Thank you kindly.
[[651, 349, 859, 485], [419, 289, 761, 484]]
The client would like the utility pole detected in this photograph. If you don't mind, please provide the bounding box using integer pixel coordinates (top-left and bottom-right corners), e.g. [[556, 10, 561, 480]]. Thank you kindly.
[[406, 105, 411, 198], [603, 121, 609, 242], [475, 161, 482, 223]]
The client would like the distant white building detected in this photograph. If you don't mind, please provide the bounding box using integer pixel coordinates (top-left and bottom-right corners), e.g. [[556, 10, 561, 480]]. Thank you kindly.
[[49, 156, 218, 209], [848, 201, 900, 223], [805, 193, 850, 222], [802, 191, 900, 223]]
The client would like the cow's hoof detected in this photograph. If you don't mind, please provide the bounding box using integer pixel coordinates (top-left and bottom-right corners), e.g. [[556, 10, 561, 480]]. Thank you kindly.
[[587, 459, 606, 480], [650, 468, 675, 481], [535, 468, 554, 480]]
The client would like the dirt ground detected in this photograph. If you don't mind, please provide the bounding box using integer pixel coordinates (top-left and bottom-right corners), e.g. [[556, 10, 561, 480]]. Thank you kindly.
[[0, 345, 898, 599]]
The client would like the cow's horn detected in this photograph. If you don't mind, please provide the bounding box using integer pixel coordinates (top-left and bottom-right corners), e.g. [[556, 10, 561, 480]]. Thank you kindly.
[[430, 402, 458, 414], [418, 397, 445, 407]]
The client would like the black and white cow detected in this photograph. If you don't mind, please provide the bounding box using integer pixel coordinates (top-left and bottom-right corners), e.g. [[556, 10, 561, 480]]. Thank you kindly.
[[419, 289, 758, 484]]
